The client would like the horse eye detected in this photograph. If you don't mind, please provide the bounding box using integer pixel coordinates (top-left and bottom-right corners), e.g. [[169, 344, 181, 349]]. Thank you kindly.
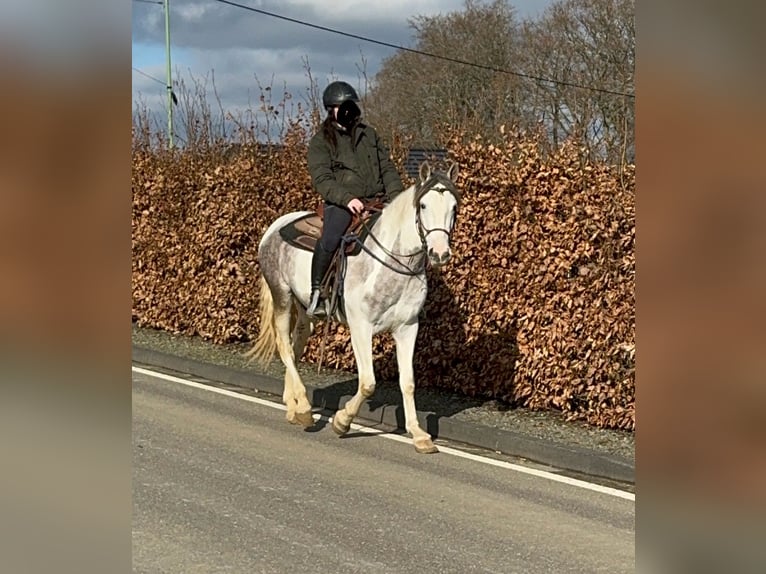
[[420, 202, 426, 210]]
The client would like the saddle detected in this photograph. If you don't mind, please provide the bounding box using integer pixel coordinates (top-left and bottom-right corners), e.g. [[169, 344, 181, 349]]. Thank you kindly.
[[278, 202, 381, 256], [278, 200, 385, 318]]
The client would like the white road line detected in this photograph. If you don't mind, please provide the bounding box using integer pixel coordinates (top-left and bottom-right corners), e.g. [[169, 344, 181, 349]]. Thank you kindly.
[[132, 365, 635, 502]]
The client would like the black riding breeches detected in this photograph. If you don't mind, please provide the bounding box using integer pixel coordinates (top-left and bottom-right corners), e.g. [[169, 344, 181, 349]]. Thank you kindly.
[[319, 203, 353, 253]]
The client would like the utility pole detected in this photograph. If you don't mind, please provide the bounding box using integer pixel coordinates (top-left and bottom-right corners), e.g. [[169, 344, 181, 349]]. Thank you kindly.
[[164, 0, 174, 149]]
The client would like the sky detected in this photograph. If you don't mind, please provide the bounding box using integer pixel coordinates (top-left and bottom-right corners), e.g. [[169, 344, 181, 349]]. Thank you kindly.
[[132, 0, 554, 129]]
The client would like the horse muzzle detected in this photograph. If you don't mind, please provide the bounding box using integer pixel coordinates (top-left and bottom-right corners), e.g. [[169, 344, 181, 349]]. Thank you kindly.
[[427, 247, 452, 267]]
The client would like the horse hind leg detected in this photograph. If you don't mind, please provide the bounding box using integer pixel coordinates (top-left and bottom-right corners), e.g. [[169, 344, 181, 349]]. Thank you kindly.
[[393, 322, 438, 454], [290, 301, 313, 360], [246, 277, 305, 426], [273, 292, 314, 428], [287, 302, 315, 424]]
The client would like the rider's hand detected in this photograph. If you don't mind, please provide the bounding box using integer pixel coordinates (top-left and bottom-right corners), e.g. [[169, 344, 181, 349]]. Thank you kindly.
[[347, 198, 364, 215]]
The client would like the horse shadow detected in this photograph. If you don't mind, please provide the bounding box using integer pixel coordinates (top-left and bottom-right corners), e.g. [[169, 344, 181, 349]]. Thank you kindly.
[[308, 270, 520, 441]]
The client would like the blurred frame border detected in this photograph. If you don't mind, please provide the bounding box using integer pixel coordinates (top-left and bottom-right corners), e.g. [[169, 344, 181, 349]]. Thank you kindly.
[[2, 0, 766, 572], [637, 0, 766, 571], [0, 1, 131, 573]]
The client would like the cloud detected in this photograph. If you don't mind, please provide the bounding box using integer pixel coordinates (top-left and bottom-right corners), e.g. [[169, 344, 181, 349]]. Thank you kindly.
[[132, 0, 552, 127]]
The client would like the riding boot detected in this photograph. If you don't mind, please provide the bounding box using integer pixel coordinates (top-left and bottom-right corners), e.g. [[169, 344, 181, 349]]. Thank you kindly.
[[307, 244, 335, 318]]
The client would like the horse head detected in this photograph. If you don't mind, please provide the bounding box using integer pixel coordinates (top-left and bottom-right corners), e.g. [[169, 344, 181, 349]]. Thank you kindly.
[[414, 161, 460, 268]]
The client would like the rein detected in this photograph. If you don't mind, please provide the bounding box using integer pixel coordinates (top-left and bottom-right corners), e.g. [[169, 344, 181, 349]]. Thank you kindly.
[[341, 174, 459, 277], [348, 219, 427, 276]]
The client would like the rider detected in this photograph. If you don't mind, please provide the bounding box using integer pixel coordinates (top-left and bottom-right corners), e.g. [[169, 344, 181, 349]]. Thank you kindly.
[[305, 80, 404, 318]]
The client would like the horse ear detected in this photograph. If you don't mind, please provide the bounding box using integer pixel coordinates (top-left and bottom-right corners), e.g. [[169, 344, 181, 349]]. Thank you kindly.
[[447, 161, 459, 182], [419, 161, 431, 182]]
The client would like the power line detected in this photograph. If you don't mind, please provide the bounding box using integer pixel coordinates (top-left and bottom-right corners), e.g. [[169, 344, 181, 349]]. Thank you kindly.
[[133, 67, 179, 105], [133, 0, 163, 5], [213, 0, 634, 99], [132, 67, 165, 86]]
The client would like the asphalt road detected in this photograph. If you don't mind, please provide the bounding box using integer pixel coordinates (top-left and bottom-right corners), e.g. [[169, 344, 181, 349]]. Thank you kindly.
[[133, 368, 634, 574]]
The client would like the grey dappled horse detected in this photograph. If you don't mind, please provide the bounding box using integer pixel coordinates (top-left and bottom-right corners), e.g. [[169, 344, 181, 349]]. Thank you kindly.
[[248, 161, 460, 453]]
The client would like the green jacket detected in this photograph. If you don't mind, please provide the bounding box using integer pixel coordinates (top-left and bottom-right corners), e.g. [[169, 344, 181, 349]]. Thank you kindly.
[[307, 123, 404, 207]]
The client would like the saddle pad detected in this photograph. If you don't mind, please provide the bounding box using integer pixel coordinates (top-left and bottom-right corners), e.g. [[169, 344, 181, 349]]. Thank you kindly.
[[278, 213, 324, 252], [278, 212, 381, 256]]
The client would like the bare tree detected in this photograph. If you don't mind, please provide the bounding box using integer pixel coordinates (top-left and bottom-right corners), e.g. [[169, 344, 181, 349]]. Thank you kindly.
[[366, 0, 522, 147], [520, 0, 634, 163], [365, 0, 634, 163]]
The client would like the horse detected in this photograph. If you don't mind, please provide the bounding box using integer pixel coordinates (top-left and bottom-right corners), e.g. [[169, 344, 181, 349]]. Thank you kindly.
[[247, 161, 460, 453]]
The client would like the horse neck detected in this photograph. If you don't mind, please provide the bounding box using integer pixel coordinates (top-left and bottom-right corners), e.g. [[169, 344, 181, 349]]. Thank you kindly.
[[374, 185, 421, 255]]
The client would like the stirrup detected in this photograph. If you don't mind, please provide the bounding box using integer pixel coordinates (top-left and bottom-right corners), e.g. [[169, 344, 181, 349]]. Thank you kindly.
[[306, 290, 326, 319]]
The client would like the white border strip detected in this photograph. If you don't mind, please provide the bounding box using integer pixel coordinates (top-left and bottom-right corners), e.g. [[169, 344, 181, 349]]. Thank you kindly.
[[133, 365, 635, 501]]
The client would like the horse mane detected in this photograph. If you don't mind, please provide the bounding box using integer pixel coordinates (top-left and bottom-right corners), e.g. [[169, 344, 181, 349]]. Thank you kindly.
[[380, 182, 417, 226], [381, 167, 460, 224], [373, 164, 460, 251]]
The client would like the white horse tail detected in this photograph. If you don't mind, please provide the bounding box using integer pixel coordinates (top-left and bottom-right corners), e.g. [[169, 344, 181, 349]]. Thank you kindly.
[[246, 275, 277, 365]]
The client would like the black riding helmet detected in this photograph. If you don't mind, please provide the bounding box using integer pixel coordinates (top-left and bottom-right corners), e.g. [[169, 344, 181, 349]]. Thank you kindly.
[[322, 81, 359, 110]]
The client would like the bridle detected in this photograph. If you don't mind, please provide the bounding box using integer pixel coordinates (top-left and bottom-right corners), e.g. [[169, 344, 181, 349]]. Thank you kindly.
[[414, 173, 459, 250], [347, 173, 459, 276]]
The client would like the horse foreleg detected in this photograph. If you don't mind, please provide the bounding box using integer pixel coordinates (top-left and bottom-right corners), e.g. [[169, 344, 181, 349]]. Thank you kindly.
[[333, 323, 375, 436], [393, 322, 438, 454], [274, 305, 314, 428]]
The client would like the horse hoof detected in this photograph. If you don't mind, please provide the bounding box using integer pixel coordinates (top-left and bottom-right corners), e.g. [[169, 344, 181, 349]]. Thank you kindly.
[[294, 410, 315, 428], [285, 411, 300, 425], [414, 439, 439, 454], [332, 414, 351, 436]]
